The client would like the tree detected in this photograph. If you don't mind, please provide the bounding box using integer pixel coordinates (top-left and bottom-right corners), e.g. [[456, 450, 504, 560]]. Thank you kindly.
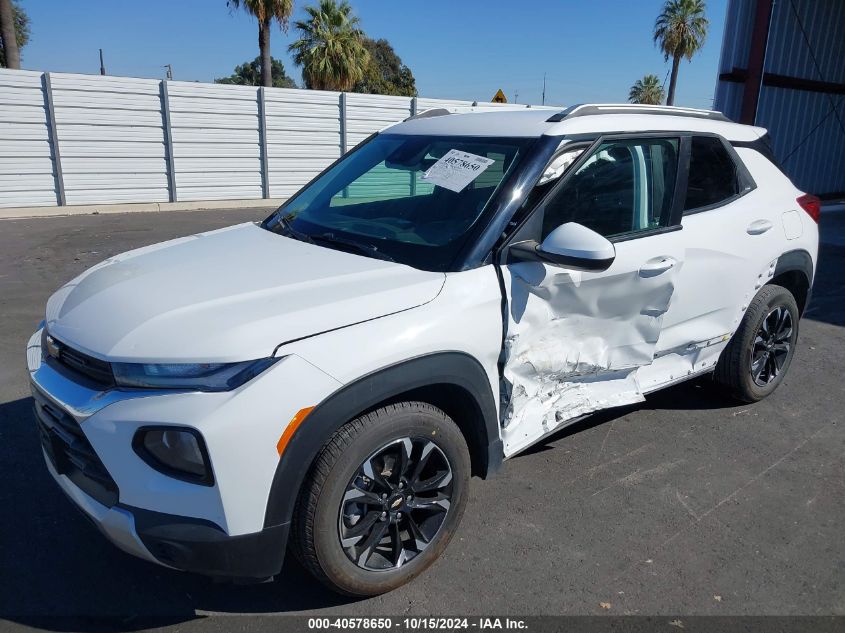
[[653, 0, 709, 106], [288, 0, 369, 91], [228, 0, 294, 87], [215, 56, 297, 88], [352, 37, 416, 96], [628, 74, 665, 105], [0, 0, 29, 69]]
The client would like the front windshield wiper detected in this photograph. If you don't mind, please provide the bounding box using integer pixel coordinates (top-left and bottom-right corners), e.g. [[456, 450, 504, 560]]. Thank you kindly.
[[271, 214, 316, 244], [268, 215, 395, 263], [310, 232, 396, 263]]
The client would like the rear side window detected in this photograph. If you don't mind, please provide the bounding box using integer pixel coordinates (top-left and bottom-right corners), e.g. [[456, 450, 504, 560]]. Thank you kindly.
[[684, 136, 740, 211]]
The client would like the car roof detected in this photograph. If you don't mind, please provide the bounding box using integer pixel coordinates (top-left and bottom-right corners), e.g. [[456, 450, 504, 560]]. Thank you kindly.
[[386, 104, 767, 143]]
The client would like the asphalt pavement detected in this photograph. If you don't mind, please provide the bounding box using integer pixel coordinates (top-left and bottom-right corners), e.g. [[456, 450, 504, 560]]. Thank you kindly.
[[0, 208, 843, 629]]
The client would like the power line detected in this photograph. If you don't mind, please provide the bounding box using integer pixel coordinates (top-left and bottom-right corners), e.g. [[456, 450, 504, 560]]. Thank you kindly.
[[787, 0, 845, 138], [781, 101, 841, 165]]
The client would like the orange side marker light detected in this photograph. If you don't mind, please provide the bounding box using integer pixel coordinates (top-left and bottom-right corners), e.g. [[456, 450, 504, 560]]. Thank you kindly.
[[276, 406, 315, 456]]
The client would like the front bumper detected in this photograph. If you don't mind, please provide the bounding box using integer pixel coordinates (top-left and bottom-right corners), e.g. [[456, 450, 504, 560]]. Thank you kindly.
[[44, 449, 289, 578], [129, 505, 289, 578], [42, 448, 159, 565], [26, 327, 341, 578]]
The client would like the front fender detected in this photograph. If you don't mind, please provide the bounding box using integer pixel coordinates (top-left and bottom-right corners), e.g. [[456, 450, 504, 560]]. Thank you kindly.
[[262, 351, 502, 530]]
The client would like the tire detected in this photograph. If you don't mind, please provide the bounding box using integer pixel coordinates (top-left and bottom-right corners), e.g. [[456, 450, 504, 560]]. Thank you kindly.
[[714, 284, 799, 403], [291, 402, 471, 596]]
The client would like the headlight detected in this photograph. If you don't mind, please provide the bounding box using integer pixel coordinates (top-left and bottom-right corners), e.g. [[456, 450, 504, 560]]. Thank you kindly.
[[112, 357, 281, 392], [133, 427, 213, 485]]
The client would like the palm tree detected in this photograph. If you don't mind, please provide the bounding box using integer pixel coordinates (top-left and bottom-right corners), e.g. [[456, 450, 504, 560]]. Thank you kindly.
[[629, 74, 665, 105], [228, 0, 294, 87], [288, 0, 369, 91], [0, 0, 21, 69], [653, 0, 709, 106]]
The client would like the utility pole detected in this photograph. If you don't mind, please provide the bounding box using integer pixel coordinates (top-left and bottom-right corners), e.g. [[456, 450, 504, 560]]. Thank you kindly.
[[514, 89, 519, 104], [99, 49, 106, 75], [542, 73, 546, 106], [163, 64, 173, 80]]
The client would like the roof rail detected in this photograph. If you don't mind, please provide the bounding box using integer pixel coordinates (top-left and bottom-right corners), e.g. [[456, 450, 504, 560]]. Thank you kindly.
[[404, 107, 452, 122], [546, 103, 731, 123]]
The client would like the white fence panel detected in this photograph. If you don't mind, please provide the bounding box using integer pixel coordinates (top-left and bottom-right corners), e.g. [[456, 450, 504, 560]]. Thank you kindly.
[[416, 97, 474, 112], [343, 93, 414, 199], [0, 69, 57, 208], [168, 81, 262, 201], [0, 70, 554, 210], [50, 73, 169, 205], [264, 88, 341, 198], [346, 93, 412, 146]]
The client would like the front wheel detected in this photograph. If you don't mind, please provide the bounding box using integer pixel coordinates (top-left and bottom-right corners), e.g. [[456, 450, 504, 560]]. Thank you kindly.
[[715, 284, 800, 402], [291, 402, 470, 596]]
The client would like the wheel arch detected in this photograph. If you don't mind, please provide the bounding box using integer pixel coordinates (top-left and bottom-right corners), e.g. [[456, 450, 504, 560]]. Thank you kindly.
[[263, 352, 503, 530], [770, 249, 813, 315]]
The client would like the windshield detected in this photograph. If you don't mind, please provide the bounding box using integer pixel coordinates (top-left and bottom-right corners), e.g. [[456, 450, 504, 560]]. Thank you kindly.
[[262, 134, 534, 270]]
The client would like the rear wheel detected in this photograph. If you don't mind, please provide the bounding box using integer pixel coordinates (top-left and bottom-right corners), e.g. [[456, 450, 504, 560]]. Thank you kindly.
[[715, 284, 799, 402], [291, 402, 470, 596]]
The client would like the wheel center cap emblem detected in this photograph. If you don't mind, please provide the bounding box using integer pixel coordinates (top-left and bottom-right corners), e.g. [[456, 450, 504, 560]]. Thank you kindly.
[[390, 495, 403, 509]]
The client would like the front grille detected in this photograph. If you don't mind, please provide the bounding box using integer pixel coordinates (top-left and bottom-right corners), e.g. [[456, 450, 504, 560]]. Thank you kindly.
[[44, 332, 114, 388], [32, 388, 119, 507]]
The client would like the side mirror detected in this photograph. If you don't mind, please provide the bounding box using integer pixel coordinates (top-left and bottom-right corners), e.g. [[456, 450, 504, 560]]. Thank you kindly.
[[508, 222, 616, 271]]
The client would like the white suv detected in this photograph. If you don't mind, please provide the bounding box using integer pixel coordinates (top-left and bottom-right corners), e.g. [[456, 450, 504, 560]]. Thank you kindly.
[[27, 104, 819, 595]]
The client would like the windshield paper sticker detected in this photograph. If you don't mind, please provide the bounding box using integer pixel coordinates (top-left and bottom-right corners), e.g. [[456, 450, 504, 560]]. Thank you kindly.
[[421, 149, 495, 193]]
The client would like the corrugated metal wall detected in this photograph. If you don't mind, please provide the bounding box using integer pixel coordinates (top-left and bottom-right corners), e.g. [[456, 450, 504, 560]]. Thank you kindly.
[[345, 94, 413, 199], [346, 93, 412, 147], [0, 69, 546, 209], [0, 70, 58, 208], [169, 81, 263, 201], [265, 88, 341, 199], [50, 73, 169, 205], [714, 0, 845, 196]]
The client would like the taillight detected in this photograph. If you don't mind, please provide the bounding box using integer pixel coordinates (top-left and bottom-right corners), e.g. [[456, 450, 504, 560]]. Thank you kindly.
[[797, 193, 821, 223]]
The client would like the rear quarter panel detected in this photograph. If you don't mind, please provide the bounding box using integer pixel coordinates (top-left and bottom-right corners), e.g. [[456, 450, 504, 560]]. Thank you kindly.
[[736, 147, 819, 275]]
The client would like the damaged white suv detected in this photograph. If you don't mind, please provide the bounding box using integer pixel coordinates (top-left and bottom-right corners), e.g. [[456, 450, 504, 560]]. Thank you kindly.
[[27, 104, 819, 596]]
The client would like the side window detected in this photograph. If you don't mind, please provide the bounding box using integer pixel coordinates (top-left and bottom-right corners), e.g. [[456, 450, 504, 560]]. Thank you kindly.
[[683, 136, 740, 211], [541, 138, 679, 240]]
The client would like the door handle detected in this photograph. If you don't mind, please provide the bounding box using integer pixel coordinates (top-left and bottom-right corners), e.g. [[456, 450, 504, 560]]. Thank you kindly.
[[639, 256, 676, 278], [747, 219, 773, 235]]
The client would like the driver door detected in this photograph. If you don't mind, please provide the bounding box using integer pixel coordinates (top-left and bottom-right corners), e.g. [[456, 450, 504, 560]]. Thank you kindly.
[[499, 136, 686, 455]]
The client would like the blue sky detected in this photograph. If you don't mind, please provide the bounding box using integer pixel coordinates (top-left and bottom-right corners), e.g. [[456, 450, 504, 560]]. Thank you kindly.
[[19, 0, 727, 108]]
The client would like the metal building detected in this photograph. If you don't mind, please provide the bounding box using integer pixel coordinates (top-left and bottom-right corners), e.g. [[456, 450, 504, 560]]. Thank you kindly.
[[714, 0, 844, 198]]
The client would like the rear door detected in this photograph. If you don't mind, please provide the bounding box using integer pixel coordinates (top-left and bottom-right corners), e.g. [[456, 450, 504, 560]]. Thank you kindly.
[[653, 135, 775, 367], [499, 135, 686, 455]]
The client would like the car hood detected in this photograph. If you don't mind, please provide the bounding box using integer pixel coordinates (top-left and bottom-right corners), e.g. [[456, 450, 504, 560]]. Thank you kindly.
[[45, 222, 445, 363]]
